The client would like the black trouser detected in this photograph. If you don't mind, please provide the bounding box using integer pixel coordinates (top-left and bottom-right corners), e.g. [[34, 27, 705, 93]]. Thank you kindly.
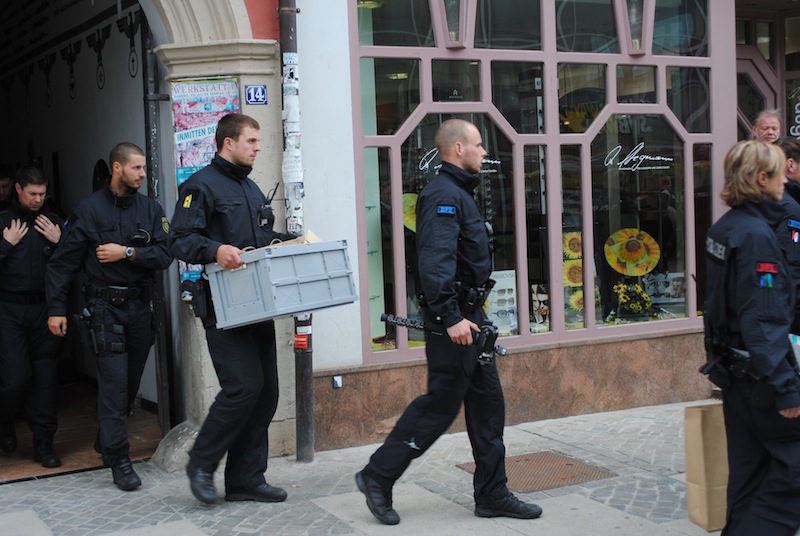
[[89, 298, 154, 465], [0, 300, 62, 443], [365, 310, 509, 504], [721, 377, 800, 535], [190, 320, 279, 492]]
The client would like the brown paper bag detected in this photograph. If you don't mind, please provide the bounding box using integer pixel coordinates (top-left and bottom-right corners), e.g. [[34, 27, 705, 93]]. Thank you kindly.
[[685, 402, 728, 532]]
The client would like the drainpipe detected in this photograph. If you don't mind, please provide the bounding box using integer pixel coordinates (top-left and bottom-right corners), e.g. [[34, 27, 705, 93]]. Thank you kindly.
[[278, 0, 314, 462]]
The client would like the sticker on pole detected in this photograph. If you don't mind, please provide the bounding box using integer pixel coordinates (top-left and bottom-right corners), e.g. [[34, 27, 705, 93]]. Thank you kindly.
[[245, 85, 268, 105], [294, 334, 309, 349]]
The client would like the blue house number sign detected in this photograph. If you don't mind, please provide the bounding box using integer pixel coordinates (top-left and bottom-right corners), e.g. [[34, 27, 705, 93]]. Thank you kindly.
[[245, 85, 268, 105]]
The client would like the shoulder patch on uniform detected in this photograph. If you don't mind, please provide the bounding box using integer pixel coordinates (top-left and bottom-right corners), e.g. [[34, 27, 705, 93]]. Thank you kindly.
[[437, 205, 456, 215], [162, 217, 169, 234], [182, 194, 192, 208], [788, 219, 800, 230]]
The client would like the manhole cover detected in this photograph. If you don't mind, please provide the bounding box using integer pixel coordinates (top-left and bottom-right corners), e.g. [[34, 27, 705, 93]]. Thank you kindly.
[[457, 451, 616, 493]]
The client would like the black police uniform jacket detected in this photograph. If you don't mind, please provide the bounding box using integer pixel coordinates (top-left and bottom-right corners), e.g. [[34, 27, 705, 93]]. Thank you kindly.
[[415, 161, 492, 328], [169, 154, 295, 265], [0, 202, 63, 295], [777, 189, 800, 333], [705, 199, 800, 409], [45, 183, 172, 317]]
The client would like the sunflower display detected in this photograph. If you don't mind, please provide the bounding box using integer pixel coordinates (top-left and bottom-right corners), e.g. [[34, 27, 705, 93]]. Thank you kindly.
[[613, 283, 653, 313], [402, 193, 418, 232], [563, 259, 583, 287], [568, 289, 584, 312], [604, 228, 660, 276], [562, 232, 582, 259]]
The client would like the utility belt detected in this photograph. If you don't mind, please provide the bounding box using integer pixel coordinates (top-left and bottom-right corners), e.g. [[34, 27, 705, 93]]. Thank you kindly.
[[455, 279, 495, 313], [720, 346, 762, 382], [0, 291, 46, 304], [85, 283, 152, 305], [700, 342, 761, 390]]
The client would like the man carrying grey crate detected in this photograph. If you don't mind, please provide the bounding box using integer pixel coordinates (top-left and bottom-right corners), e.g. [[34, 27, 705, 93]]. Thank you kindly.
[[169, 113, 296, 505]]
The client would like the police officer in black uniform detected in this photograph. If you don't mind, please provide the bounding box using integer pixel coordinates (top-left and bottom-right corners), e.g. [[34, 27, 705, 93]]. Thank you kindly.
[[355, 119, 542, 525], [0, 165, 63, 466], [775, 138, 800, 334], [46, 142, 172, 491], [703, 140, 800, 535], [170, 113, 296, 505]]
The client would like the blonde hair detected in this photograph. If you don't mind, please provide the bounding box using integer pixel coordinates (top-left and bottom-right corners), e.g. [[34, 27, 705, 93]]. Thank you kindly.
[[721, 140, 785, 207]]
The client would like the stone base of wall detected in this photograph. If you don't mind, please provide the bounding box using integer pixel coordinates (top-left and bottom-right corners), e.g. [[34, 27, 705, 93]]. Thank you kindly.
[[312, 330, 711, 452]]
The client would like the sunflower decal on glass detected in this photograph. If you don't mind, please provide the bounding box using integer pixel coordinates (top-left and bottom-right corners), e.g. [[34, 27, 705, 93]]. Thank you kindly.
[[562, 232, 585, 325], [604, 228, 660, 277], [562, 232, 582, 260]]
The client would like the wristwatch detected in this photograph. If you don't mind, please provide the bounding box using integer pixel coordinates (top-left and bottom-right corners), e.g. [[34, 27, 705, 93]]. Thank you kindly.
[[125, 246, 134, 260]]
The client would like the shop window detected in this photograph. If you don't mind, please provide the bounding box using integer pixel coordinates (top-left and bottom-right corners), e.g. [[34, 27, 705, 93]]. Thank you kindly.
[[736, 19, 751, 46], [558, 63, 606, 134], [561, 145, 585, 330], [395, 113, 517, 338], [357, 0, 434, 47], [492, 62, 544, 133], [666, 67, 710, 133], [786, 17, 800, 72], [617, 65, 656, 103], [591, 115, 686, 324], [653, 0, 708, 57], [432, 60, 480, 102], [756, 21, 775, 69], [736, 73, 765, 131], [360, 58, 421, 135], [364, 147, 398, 351], [555, 0, 619, 53], [525, 145, 549, 332], [693, 143, 712, 313], [475, 0, 541, 50], [786, 80, 800, 138]]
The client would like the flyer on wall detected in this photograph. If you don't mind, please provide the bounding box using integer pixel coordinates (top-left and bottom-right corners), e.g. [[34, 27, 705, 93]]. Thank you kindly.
[[171, 76, 240, 186], [170, 77, 240, 284]]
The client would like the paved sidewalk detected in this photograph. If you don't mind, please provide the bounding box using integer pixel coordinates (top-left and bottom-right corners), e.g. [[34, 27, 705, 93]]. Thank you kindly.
[[0, 400, 723, 536]]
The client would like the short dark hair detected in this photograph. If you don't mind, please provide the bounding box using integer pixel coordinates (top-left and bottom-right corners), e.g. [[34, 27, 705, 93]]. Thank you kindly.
[[777, 137, 800, 163], [14, 164, 47, 189], [215, 113, 260, 149], [109, 142, 145, 167]]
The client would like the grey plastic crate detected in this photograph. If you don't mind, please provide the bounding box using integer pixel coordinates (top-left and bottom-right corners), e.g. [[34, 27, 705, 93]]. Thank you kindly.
[[206, 240, 357, 329]]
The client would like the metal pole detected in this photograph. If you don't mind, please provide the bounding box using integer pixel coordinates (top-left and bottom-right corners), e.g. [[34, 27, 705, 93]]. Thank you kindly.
[[278, 0, 314, 462]]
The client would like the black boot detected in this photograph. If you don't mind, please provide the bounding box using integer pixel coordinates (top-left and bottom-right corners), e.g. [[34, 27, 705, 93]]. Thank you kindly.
[[111, 457, 142, 491], [0, 422, 16, 454], [33, 439, 62, 468], [355, 470, 400, 525]]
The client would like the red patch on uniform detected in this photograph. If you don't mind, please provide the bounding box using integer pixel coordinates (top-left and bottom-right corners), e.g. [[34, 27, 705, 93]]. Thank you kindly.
[[755, 262, 778, 274]]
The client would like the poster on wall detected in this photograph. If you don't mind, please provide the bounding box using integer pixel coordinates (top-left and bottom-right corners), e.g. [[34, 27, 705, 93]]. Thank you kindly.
[[171, 77, 240, 186], [170, 77, 240, 285], [487, 270, 518, 336]]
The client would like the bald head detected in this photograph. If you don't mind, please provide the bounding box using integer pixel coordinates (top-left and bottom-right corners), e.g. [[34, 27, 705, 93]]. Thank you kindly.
[[435, 119, 486, 174]]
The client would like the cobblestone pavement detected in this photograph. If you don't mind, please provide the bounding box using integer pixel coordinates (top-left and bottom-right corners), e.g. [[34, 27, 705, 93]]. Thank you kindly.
[[0, 401, 724, 535]]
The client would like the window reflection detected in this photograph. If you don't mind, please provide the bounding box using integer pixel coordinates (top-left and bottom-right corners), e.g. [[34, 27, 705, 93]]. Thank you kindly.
[[561, 146, 585, 330], [617, 65, 656, 104], [666, 67, 710, 133], [365, 147, 398, 351], [555, 0, 619, 53], [559, 63, 606, 134], [358, 0, 434, 47], [492, 62, 544, 133], [432, 60, 480, 102], [399, 114, 517, 337], [653, 0, 708, 57], [737, 73, 765, 131], [693, 144, 712, 313], [786, 17, 800, 71], [591, 115, 686, 323], [476, 0, 542, 50], [360, 58, 421, 136], [525, 145, 549, 332]]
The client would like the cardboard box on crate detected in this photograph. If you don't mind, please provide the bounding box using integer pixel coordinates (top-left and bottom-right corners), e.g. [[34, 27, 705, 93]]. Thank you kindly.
[[206, 240, 357, 329]]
